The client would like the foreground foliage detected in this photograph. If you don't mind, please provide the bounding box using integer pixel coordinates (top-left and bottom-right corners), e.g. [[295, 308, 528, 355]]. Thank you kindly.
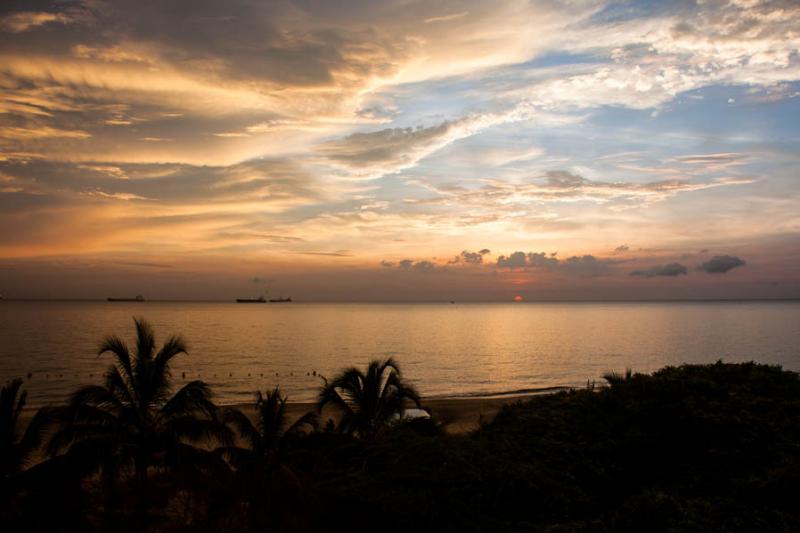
[[294, 361, 800, 532], [49, 318, 232, 483], [217, 388, 318, 530], [317, 357, 423, 436], [6, 360, 800, 532]]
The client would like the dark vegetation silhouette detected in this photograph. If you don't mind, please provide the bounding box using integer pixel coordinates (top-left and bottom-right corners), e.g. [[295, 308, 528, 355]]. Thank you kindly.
[[1, 378, 53, 524], [317, 357, 425, 436], [48, 318, 232, 485], [1, 379, 89, 531], [217, 388, 318, 530], [4, 318, 800, 531], [1, 378, 52, 481]]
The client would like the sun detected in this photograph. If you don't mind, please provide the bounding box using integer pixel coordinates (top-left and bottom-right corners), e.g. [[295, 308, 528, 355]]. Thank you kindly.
[[514, 295, 524, 302]]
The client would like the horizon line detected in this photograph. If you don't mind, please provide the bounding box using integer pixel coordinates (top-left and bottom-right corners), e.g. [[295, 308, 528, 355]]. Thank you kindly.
[[2, 297, 799, 304]]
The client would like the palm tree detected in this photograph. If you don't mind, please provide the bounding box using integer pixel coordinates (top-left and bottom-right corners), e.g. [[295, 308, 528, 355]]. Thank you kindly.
[[1, 379, 90, 531], [221, 387, 317, 465], [317, 357, 424, 436], [218, 388, 317, 530], [48, 317, 232, 483], [1, 378, 53, 481]]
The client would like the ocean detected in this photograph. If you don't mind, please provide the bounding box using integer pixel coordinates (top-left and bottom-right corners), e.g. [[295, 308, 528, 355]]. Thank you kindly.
[[1, 300, 798, 407]]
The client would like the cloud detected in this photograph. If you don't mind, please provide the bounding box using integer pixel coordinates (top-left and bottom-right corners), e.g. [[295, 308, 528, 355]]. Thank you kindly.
[[527, 252, 559, 269], [424, 12, 469, 24], [559, 255, 616, 277], [77, 165, 129, 180], [520, 0, 800, 113], [82, 189, 149, 201], [452, 249, 490, 264], [0, 11, 73, 33], [412, 260, 435, 271], [318, 112, 527, 179], [496, 251, 614, 276], [674, 153, 751, 170], [0, 158, 320, 207], [297, 251, 352, 257], [0, 126, 91, 140], [0, 0, 798, 280], [614, 245, 630, 254], [409, 170, 753, 211], [388, 258, 438, 272], [497, 251, 528, 268], [630, 263, 688, 277], [697, 255, 746, 274]]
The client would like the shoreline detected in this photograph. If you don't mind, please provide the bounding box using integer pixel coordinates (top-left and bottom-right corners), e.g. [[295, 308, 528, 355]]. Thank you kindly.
[[20, 390, 567, 436], [230, 389, 567, 435]]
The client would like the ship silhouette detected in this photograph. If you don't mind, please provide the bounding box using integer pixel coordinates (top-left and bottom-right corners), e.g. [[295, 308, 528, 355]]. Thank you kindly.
[[107, 295, 145, 302], [236, 295, 266, 303], [235, 292, 292, 303]]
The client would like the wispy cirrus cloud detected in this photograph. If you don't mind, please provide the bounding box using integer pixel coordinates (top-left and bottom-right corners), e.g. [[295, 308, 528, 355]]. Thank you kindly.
[[318, 108, 539, 179], [0, 11, 73, 33], [407, 170, 753, 210]]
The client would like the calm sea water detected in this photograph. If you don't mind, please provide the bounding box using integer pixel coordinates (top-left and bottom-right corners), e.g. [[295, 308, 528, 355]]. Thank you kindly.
[[1, 300, 798, 407]]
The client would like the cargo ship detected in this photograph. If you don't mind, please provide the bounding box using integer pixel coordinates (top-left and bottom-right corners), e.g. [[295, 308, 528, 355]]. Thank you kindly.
[[236, 296, 267, 303], [107, 295, 145, 302], [269, 296, 292, 303]]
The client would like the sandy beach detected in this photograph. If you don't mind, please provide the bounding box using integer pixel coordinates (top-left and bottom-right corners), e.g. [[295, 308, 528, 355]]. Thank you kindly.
[[230, 392, 560, 435], [21, 392, 559, 439]]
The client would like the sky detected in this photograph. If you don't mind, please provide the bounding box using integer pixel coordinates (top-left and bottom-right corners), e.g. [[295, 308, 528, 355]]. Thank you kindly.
[[0, 0, 799, 301]]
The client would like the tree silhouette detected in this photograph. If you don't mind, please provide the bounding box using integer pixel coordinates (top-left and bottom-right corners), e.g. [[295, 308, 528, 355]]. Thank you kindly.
[[48, 317, 232, 483], [219, 387, 317, 530], [1, 379, 53, 481], [221, 387, 317, 465], [317, 357, 424, 436], [1, 379, 93, 530]]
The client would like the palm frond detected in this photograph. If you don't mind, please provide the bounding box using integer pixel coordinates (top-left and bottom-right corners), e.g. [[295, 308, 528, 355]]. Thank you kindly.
[[258, 387, 288, 446], [71, 384, 124, 412], [168, 415, 234, 446], [284, 411, 318, 437], [1, 378, 24, 417], [18, 407, 58, 468], [104, 367, 136, 410], [152, 334, 187, 403], [317, 380, 355, 419], [168, 442, 230, 477], [47, 421, 116, 456], [318, 358, 425, 436], [162, 380, 217, 418], [323, 367, 366, 407], [215, 445, 257, 469], [224, 406, 261, 451], [133, 317, 156, 394], [133, 316, 156, 360], [98, 334, 133, 382]]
